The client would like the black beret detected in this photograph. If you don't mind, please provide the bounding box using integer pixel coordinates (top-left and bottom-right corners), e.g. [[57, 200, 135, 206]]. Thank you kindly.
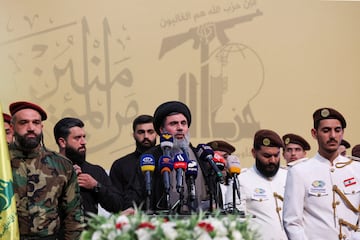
[[282, 133, 311, 151], [352, 144, 360, 158], [207, 140, 236, 154], [254, 129, 284, 149], [153, 101, 191, 135], [313, 107, 346, 129], [340, 139, 351, 149], [9, 101, 47, 121], [3, 113, 11, 124]]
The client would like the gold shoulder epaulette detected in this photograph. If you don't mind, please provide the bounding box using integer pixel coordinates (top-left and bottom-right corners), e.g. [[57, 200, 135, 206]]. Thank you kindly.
[[335, 156, 358, 168]]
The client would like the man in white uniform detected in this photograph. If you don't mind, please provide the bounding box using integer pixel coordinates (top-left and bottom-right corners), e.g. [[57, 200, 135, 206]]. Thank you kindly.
[[283, 107, 360, 240], [282, 133, 311, 167], [226, 129, 288, 240]]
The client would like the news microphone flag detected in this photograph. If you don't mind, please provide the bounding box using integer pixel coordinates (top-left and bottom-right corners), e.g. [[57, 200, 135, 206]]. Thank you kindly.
[[213, 151, 226, 171], [0, 104, 19, 240], [185, 160, 198, 178], [140, 154, 156, 172], [227, 155, 241, 175], [160, 133, 173, 148], [160, 133, 173, 157]]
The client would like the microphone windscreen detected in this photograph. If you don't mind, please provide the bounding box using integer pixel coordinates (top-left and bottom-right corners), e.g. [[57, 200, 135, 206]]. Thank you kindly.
[[213, 151, 226, 171], [159, 156, 173, 173], [173, 153, 188, 170], [185, 160, 198, 177], [227, 155, 241, 175], [195, 144, 214, 160], [160, 133, 174, 149], [140, 154, 155, 172]]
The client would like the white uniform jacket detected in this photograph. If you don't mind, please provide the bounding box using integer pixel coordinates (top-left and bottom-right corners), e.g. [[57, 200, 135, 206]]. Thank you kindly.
[[225, 165, 288, 240], [287, 157, 308, 167], [283, 153, 360, 240]]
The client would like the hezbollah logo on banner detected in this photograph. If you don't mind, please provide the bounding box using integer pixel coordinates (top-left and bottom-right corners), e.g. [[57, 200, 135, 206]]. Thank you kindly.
[[0, 179, 14, 210], [0, 104, 19, 240]]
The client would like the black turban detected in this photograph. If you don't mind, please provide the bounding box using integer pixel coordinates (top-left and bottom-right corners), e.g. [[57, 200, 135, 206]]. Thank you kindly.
[[153, 101, 191, 135]]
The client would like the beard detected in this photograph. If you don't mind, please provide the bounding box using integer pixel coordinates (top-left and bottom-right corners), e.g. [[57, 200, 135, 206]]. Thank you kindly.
[[174, 133, 190, 149], [65, 146, 86, 165], [135, 138, 156, 153], [14, 131, 42, 150], [172, 132, 190, 154], [255, 157, 280, 178]]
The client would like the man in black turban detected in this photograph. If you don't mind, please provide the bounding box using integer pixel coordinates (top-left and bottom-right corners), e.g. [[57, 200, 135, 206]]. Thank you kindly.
[[131, 101, 221, 214]]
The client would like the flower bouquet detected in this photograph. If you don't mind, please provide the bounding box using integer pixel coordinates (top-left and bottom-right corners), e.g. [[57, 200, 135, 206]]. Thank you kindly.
[[80, 210, 258, 240]]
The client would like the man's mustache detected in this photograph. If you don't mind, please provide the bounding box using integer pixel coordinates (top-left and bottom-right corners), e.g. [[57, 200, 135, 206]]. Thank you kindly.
[[327, 139, 338, 144]]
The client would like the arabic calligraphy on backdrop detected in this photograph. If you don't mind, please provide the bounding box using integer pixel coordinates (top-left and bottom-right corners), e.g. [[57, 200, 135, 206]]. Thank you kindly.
[[0, 0, 263, 162], [1, 15, 137, 154]]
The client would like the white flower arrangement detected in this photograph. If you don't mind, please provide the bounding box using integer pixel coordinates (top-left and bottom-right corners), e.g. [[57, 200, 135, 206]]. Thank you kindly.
[[80, 210, 258, 240]]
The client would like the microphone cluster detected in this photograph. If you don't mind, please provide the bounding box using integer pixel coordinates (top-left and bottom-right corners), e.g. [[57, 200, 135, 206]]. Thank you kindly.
[[140, 139, 234, 211]]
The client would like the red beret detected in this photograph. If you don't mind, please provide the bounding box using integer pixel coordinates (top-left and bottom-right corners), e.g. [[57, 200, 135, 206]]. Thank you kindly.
[[9, 101, 47, 121], [340, 139, 351, 149], [352, 144, 360, 158], [313, 107, 346, 129], [153, 101, 191, 135], [207, 140, 236, 154], [282, 133, 311, 151], [2, 113, 11, 124], [254, 129, 284, 149]]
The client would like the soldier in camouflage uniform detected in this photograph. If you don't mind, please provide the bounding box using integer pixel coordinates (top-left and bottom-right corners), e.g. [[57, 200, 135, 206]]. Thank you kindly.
[[8, 101, 84, 240]]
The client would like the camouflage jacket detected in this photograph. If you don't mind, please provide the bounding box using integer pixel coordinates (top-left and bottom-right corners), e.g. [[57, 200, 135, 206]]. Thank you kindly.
[[9, 143, 84, 239]]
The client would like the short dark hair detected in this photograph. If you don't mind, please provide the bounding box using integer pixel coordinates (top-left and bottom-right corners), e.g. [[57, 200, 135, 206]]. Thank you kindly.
[[132, 115, 154, 132], [54, 117, 84, 145]]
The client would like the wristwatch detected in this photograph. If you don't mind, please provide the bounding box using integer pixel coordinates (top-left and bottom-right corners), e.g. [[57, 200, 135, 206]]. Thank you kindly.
[[93, 182, 102, 193]]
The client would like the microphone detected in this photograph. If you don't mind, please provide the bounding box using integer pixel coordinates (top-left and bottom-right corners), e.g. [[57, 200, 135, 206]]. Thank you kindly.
[[195, 144, 224, 183], [227, 155, 241, 176], [213, 151, 226, 171], [140, 154, 155, 196], [160, 133, 174, 157], [159, 133, 174, 195], [226, 155, 242, 203], [158, 156, 173, 193], [173, 153, 188, 193], [185, 160, 198, 201]]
